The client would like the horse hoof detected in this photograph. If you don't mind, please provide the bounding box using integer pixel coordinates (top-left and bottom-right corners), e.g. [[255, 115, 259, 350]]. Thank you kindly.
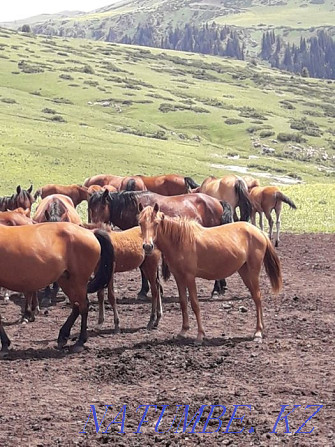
[[146, 321, 154, 330], [4, 297, 9, 303], [137, 293, 149, 302], [71, 344, 85, 353], [57, 339, 68, 350], [94, 324, 103, 332], [113, 327, 121, 334], [0, 350, 10, 359], [21, 318, 28, 324], [254, 336, 263, 343], [177, 332, 187, 340]]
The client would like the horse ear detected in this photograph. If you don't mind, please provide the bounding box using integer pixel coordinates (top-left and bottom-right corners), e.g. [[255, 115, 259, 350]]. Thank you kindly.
[[102, 189, 109, 201], [16, 185, 21, 194], [44, 210, 50, 221], [138, 203, 144, 212], [28, 185, 33, 194], [153, 203, 159, 213]]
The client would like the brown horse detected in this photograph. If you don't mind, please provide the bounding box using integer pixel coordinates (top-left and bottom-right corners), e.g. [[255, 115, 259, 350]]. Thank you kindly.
[[243, 175, 260, 192], [132, 174, 199, 195], [0, 222, 113, 356], [139, 204, 282, 343], [119, 176, 147, 192], [196, 175, 252, 222], [83, 174, 124, 190], [34, 184, 89, 208], [249, 186, 297, 247], [0, 185, 34, 215], [0, 209, 35, 306], [0, 208, 34, 226], [87, 184, 118, 195], [91, 225, 162, 332], [88, 190, 233, 297], [33, 194, 82, 225]]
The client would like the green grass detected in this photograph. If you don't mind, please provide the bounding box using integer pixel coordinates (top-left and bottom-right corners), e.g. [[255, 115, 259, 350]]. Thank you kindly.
[[0, 29, 334, 233]]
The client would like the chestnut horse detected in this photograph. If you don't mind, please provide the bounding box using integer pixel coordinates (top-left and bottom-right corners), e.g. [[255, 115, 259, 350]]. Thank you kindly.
[[88, 190, 233, 297], [120, 176, 147, 192], [0, 222, 113, 356], [83, 174, 124, 190], [34, 184, 88, 208], [90, 225, 162, 332], [243, 175, 260, 192], [249, 186, 297, 247], [0, 209, 35, 307], [87, 184, 118, 195], [33, 194, 82, 307], [129, 174, 199, 195], [33, 194, 82, 225], [0, 185, 34, 215], [196, 175, 252, 222], [139, 204, 282, 343]]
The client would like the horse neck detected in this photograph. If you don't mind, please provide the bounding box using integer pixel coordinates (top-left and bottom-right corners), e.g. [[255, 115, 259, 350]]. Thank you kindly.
[[156, 217, 195, 255]]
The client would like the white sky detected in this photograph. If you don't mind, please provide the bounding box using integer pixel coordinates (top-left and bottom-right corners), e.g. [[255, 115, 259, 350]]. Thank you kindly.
[[0, 1, 120, 22]]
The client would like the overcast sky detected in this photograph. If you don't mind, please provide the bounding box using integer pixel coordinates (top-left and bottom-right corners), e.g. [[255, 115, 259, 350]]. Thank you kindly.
[[0, 1, 120, 22]]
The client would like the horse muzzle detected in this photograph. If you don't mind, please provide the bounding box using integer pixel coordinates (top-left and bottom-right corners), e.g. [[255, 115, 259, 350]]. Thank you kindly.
[[143, 242, 154, 255]]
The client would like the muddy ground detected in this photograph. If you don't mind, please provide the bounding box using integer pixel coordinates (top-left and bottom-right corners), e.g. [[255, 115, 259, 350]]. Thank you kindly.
[[0, 233, 334, 446]]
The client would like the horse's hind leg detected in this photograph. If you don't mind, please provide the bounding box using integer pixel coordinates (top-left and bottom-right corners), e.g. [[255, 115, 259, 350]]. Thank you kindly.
[[274, 202, 282, 247], [57, 305, 80, 349], [259, 212, 264, 231], [95, 289, 105, 331], [265, 210, 274, 241], [106, 280, 120, 334], [22, 292, 36, 323], [211, 279, 227, 298], [0, 313, 11, 357], [238, 264, 264, 340], [137, 268, 150, 301]]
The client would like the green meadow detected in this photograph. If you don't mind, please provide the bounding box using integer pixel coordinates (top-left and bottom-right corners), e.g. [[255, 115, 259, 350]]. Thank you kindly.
[[0, 28, 334, 232]]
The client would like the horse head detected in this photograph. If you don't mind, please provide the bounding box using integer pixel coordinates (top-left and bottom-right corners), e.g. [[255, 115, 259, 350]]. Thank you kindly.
[[138, 203, 163, 255]]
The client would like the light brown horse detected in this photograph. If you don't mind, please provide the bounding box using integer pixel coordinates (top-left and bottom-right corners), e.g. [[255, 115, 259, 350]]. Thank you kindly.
[[83, 174, 124, 190], [0, 209, 35, 306], [133, 174, 199, 195], [249, 186, 297, 247], [243, 175, 260, 192], [0, 222, 113, 356], [34, 184, 89, 208], [33, 194, 82, 225], [196, 175, 252, 221], [139, 204, 282, 343], [0, 208, 34, 226], [0, 185, 34, 215], [119, 176, 147, 192], [87, 184, 118, 195], [92, 226, 162, 333]]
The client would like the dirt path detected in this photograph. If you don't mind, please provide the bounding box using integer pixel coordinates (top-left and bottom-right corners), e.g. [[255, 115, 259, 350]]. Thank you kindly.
[[0, 233, 334, 446]]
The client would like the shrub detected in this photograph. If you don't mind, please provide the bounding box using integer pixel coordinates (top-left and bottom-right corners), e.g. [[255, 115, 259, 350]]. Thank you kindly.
[[59, 74, 74, 80], [42, 108, 56, 114], [225, 118, 244, 125], [259, 130, 275, 138], [49, 115, 66, 123], [1, 97, 16, 104], [277, 132, 306, 143], [82, 64, 95, 74]]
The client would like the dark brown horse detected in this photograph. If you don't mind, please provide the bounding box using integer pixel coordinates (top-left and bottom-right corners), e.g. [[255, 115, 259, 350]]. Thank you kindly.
[[139, 204, 282, 343], [34, 184, 89, 208], [0, 222, 113, 356], [88, 190, 233, 297], [0, 185, 34, 215]]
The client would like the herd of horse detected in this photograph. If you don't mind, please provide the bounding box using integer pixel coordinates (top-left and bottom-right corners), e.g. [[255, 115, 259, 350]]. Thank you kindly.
[[0, 173, 297, 356]]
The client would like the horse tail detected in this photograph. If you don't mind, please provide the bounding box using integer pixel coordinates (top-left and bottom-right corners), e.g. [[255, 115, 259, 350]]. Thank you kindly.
[[220, 200, 234, 225], [34, 188, 42, 200], [184, 177, 199, 191], [275, 191, 297, 210], [87, 230, 114, 293], [125, 179, 136, 191], [235, 179, 252, 221], [263, 237, 283, 294], [161, 256, 171, 282]]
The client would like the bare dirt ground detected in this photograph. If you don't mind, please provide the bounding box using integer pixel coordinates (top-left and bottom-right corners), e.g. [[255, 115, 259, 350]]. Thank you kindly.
[[0, 233, 334, 447]]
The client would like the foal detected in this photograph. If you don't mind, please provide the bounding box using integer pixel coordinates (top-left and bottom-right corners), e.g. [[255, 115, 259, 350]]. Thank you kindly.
[[139, 204, 282, 343], [249, 186, 297, 247]]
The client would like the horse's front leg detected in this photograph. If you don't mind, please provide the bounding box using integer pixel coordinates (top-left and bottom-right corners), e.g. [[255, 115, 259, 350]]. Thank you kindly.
[[174, 274, 189, 339], [142, 263, 161, 330], [137, 268, 149, 301], [187, 278, 205, 344], [0, 313, 11, 357]]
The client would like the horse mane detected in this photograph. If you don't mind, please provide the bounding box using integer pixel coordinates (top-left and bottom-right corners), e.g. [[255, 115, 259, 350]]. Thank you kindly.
[[159, 215, 201, 246], [108, 191, 152, 218]]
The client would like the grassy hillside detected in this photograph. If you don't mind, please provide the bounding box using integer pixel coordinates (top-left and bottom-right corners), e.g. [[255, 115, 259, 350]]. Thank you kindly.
[[0, 28, 334, 232]]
